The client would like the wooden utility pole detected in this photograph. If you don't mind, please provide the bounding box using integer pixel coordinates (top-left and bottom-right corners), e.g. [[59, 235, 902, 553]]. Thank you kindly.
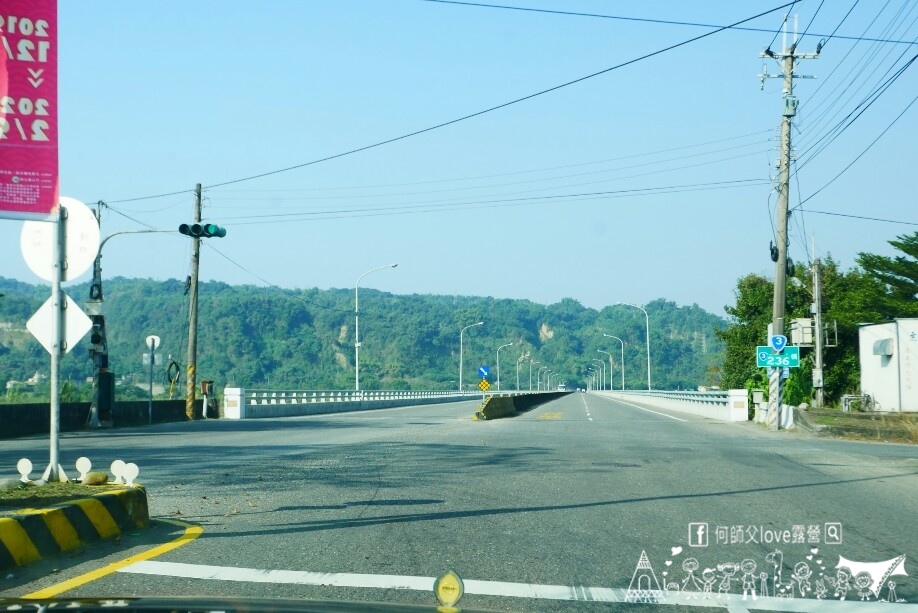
[[185, 183, 202, 420]]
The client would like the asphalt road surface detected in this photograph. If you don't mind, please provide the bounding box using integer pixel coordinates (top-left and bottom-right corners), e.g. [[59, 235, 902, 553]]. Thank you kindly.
[[2, 393, 916, 612]]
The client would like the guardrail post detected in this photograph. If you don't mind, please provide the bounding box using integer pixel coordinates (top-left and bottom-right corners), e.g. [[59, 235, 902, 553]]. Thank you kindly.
[[727, 389, 749, 421], [223, 387, 245, 419]]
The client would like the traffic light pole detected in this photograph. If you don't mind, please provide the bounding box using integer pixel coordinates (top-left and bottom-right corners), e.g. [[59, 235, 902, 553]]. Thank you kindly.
[[185, 183, 202, 420]]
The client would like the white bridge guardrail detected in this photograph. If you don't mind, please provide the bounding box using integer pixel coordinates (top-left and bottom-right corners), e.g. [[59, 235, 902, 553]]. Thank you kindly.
[[223, 388, 517, 419], [595, 389, 750, 422]]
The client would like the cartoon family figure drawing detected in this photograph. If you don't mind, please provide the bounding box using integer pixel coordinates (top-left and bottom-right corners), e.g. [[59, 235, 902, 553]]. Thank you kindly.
[[625, 548, 908, 604]]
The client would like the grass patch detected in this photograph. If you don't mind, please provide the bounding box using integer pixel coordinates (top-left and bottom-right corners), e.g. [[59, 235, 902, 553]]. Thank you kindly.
[[806, 409, 918, 443], [0, 481, 125, 515]]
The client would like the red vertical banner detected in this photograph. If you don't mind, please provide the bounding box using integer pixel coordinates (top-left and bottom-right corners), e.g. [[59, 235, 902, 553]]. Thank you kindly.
[[0, 0, 58, 220]]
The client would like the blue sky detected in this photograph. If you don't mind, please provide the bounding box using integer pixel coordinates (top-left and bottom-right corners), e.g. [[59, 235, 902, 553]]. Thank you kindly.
[[1, 0, 915, 315]]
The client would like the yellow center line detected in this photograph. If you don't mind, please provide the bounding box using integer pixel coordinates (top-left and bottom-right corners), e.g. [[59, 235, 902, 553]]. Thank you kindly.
[[22, 518, 203, 599]]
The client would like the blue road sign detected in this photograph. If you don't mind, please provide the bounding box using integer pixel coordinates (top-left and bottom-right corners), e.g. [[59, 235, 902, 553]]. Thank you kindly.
[[769, 334, 788, 352], [757, 346, 800, 368], [478, 365, 490, 379]]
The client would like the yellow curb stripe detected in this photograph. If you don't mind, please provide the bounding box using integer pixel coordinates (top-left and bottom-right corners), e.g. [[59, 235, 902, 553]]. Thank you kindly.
[[0, 517, 42, 566], [23, 519, 203, 599], [73, 498, 120, 539], [40, 508, 82, 552]]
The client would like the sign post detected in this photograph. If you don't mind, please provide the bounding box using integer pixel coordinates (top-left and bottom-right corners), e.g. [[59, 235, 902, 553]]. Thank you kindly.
[[22, 198, 99, 482], [145, 335, 161, 425]]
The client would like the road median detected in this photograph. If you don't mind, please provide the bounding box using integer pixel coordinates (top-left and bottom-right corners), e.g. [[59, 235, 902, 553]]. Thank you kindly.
[[475, 392, 569, 420], [0, 486, 149, 571]]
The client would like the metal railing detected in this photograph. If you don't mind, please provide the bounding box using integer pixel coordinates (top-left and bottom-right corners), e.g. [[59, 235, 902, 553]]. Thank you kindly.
[[618, 389, 730, 406], [241, 389, 478, 406]]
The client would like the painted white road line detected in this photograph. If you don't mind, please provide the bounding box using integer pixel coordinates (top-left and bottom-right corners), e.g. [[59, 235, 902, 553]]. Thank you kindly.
[[596, 396, 688, 422], [121, 561, 627, 602], [118, 561, 918, 611]]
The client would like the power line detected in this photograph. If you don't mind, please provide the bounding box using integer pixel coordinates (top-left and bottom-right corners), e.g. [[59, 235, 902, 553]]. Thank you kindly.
[[795, 91, 917, 209], [217, 179, 768, 225], [798, 209, 918, 226], [103, 1, 794, 204], [208, 130, 772, 196], [792, 0, 824, 51], [209, 142, 772, 206], [423, 0, 918, 45], [796, 52, 917, 172]]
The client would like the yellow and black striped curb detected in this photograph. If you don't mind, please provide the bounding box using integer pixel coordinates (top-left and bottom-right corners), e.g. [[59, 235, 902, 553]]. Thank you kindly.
[[0, 486, 149, 570]]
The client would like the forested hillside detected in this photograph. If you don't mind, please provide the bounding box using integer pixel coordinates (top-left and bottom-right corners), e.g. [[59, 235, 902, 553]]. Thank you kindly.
[[0, 277, 725, 398]]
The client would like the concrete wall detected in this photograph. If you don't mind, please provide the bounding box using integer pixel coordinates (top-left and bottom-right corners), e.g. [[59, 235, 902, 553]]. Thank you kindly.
[[596, 390, 749, 422], [0, 400, 198, 439]]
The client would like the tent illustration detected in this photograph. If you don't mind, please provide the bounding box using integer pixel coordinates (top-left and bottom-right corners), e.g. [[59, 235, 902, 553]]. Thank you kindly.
[[626, 550, 664, 603]]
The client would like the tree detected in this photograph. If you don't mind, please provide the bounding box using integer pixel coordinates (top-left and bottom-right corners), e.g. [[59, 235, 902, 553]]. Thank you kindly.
[[856, 231, 918, 317]]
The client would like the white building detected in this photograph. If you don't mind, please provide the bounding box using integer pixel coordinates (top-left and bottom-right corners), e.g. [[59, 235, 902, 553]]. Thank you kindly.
[[858, 318, 917, 412]]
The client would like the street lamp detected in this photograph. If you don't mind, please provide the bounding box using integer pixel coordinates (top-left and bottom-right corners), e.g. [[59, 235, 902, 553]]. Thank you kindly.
[[537, 366, 547, 391], [529, 360, 539, 391], [355, 263, 398, 392], [615, 303, 652, 390], [496, 342, 513, 391], [602, 334, 625, 390], [459, 321, 484, 392], [593, 359, 605, 391], [516, 352, 529, 390], [597, 349, 616, 391]]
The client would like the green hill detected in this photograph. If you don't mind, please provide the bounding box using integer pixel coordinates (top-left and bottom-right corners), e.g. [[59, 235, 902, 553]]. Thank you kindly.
[[0, 277, 725, 397]]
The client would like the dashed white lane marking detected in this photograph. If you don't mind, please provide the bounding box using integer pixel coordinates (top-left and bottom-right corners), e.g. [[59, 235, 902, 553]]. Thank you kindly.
[[581, 394, 594, 421], [594, 396, 688, 422], [118, 561, 917, 611]]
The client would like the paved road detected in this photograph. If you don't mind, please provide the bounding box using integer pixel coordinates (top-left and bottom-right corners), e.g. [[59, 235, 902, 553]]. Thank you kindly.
[[2, 394, 916, 611]]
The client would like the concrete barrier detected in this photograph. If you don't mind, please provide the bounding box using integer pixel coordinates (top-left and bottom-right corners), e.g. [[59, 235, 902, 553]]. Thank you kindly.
[[0, 486, 149, 571], [475, 395, 516, 420], [475, 392, 570, 420], [0, 401, 198, 439]]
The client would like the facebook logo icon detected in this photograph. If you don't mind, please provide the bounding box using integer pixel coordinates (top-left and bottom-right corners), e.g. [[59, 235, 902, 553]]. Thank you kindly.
[[689, 522, 709, 547]]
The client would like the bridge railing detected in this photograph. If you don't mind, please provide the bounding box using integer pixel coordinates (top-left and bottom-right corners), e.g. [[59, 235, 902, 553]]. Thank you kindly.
[[595, 389, 749, 422], [224, 388, 500, 419]]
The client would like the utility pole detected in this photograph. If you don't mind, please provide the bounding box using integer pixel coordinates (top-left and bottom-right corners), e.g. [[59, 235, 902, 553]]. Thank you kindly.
[[185, 183, 202, 420], [86, 203, 107, 427], [812, 255, 825, 408], [759, 16, 819, 429]]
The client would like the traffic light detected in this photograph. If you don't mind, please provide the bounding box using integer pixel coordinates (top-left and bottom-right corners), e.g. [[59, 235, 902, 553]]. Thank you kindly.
[[179, 223, 226, 238]]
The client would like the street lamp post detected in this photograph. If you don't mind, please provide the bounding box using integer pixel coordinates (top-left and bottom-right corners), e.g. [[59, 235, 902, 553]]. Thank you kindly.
[[459, 321, 484, 392], [597, 350, 615, 391], [593, 359, 605, 391], [537, 366, 547, 391], [529, 360, 539, 391], [496, 342, 513, 391], [602, 334, 625, 390], [355, 264, 398, 392], [616, 303, 652, 390], [516, 353, 529, 390]]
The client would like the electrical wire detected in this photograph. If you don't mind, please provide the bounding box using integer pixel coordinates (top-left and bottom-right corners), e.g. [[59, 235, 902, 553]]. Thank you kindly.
[[101, 1, 795, 204], [796, 52, 917, 172], [208, 145, 772, 209], [797, 209, 918, 226], [792, 0, 824, 52], [800, 2, 917, 146], [795, 91, 917, 209], [207, 130, 773, 195], [423, 0, 917, 45], [217, 179, 769, 225]]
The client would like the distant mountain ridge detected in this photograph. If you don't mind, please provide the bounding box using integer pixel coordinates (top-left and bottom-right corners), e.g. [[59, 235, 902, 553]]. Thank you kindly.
[[0, 277, 726, 393]]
